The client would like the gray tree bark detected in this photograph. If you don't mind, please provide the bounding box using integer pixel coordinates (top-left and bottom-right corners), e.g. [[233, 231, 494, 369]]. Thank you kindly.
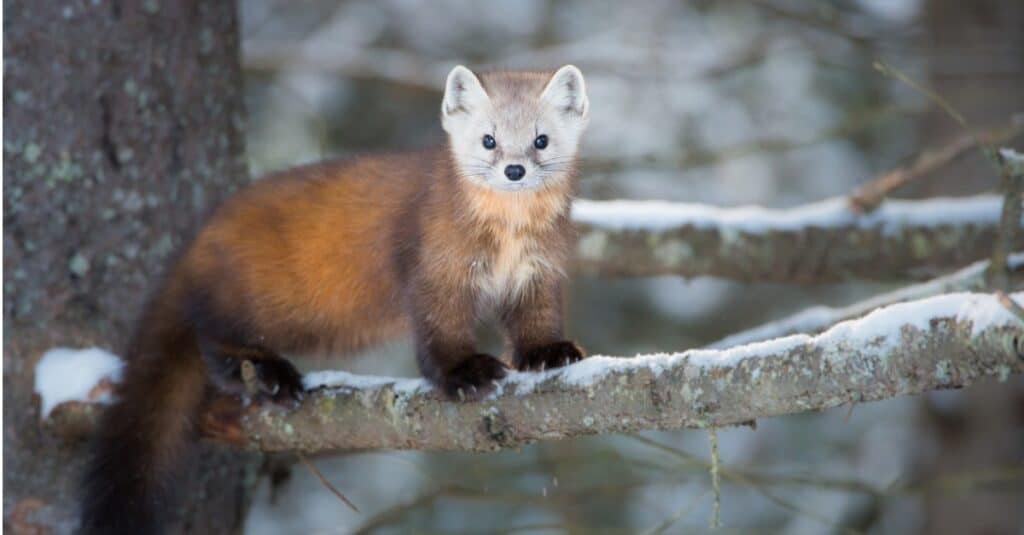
[[3, 1, 255, 533], [41, 293, 1024, 456], [572, 196, 1019, 283]]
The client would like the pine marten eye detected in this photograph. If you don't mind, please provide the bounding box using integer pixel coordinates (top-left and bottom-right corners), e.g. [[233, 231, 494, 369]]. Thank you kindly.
[[533, 135, 548, 150], [482, 134, 496, 150]]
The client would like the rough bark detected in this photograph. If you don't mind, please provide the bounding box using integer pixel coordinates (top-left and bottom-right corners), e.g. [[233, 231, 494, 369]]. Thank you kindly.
[[3, 1, 255, 533], [988, 149, 1024, 290], [572, 196, 1020, 283], [43, 293, 1024, 456]]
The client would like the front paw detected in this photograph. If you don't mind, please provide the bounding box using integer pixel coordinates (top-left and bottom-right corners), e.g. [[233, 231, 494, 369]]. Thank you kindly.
[[515, 341, 585, 372], [249, 357, 306, 408], [440, 353, 508, 400]]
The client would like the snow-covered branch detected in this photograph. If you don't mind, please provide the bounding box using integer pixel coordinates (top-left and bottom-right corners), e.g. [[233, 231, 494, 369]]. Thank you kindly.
[[572, 195, 1020, 282], [709, 254, 1024, 348], [244, 293, 1024, 453], [39, 293, 1024, 453]]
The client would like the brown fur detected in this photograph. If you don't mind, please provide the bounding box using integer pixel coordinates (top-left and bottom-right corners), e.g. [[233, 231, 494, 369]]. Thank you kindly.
[[80, 68, 586, 534]]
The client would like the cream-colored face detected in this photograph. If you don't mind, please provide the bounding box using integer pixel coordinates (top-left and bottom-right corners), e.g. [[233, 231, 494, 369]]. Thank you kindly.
[[441, 65, 590, 192]]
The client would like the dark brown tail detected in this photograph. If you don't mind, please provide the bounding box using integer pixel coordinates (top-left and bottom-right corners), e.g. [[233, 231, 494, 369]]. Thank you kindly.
[[79, 331, 207, 535]]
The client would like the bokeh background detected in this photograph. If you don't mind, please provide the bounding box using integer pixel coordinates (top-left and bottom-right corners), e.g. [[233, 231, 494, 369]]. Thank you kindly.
[[235, 1, 1023, 533]]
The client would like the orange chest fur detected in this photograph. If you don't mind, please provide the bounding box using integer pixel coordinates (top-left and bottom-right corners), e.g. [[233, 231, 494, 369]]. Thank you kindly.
[[460, 184, 569, 305]]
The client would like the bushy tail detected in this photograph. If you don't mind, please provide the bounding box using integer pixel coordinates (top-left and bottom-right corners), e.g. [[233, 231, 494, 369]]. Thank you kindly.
[[79, 335, 207, 535]]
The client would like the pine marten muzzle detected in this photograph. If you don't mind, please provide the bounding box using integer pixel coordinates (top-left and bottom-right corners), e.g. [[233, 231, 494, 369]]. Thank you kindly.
[[80, 64, 590, 534]]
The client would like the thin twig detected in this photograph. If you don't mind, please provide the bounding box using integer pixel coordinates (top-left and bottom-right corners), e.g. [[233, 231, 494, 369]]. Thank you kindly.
[[633, 435, 864, 534], [873, 61, 1007, 175], [724, 471, 864, 535], [996, 291, 1024, 323], [842, 394, 859, 423], [629, 435, 1024, 498], [708, 428, 721, 530], [641, 490, 712, 535], [874, 61, 968, 129], [849, 121, 1023, 213], [297, 452, 360, 513]]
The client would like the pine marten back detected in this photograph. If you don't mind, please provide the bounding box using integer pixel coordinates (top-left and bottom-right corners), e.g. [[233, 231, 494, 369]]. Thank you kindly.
[[80, 65, 590, 534]]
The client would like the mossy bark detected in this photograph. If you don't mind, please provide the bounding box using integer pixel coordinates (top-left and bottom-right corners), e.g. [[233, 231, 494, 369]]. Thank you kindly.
[[238, 302, 1023, 454], [3, 1, 256, 533], [573, 209, 1021, 283]]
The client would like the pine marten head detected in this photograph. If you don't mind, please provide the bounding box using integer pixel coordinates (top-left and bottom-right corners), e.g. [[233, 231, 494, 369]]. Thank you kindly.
[[441, 65, 589, 193]]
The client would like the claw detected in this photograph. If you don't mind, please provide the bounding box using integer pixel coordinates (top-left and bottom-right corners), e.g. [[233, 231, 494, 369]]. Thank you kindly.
[[515, 341, 586, 372], [440, 353, 506, 401]]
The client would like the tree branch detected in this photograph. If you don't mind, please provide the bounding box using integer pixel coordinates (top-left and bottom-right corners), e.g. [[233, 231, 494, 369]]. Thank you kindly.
[[572, 195, 1021, 282], [988, 148, 1024, 289], [709, 254, 1024, 348], [237, 292, 1023, 453], [39, 293, 1024, 453], [848, 120, 1023, 213]]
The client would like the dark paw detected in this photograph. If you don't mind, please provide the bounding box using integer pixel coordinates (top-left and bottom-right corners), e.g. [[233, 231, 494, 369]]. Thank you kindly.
[[515, 341, 585, 372], [440, 353, 508, 400], [249, 358, 305, 408]]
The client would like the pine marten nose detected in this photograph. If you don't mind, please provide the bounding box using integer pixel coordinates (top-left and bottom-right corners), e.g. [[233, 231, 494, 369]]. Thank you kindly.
[[504, 164, 526, 181]]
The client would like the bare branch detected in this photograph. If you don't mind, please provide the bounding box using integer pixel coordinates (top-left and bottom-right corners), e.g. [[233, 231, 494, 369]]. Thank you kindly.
[[849, 120, 1023, 213], [572, 195, 1021, 282], [296, 453, 359, 513]]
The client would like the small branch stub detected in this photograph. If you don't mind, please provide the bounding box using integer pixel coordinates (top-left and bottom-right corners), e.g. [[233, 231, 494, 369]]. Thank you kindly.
[[988, 148, 1024, 290]]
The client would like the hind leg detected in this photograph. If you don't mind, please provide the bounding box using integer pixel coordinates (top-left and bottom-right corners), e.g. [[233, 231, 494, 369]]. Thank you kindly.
[[198, 338, 305, 407]]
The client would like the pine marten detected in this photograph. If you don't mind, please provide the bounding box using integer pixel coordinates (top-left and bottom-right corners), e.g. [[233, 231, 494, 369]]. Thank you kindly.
[[80, 65, 590, 534]]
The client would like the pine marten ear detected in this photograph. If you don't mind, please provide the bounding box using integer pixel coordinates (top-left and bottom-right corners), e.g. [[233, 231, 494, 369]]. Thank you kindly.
[[441, 65, 489, 127], [541, 65, 588, 118]]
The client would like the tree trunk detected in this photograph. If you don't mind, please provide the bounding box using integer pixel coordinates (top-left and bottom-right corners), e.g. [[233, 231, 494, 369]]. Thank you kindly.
[[3, 1, 256, 533], [915, 1, 1024, 534]]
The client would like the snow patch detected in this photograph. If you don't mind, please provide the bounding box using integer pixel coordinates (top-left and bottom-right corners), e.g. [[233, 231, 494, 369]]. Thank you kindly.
[[571, 195, 1007, 235], [502, 292, 1023, 392], [817, 292, 1023, 351], [711, 255, 1024, 349], [303, 369, 428, 395], [34, 347, 124, 418]]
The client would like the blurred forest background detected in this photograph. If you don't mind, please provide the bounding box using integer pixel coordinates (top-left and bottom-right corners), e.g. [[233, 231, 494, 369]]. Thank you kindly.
[[236, 1, 1022, 534], [3, 0, 1022, 534]]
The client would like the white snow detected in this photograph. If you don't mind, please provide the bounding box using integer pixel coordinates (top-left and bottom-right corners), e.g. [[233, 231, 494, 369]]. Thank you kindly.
[[34, 347, 124, 418], [303, 369, 428, 395], [1000, 147, 1023, 164], [710, 254, 1024, 349], [502, 291, 1023, 393], [814, 292, 1015, 350], [571, 195, 1009, 235]]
